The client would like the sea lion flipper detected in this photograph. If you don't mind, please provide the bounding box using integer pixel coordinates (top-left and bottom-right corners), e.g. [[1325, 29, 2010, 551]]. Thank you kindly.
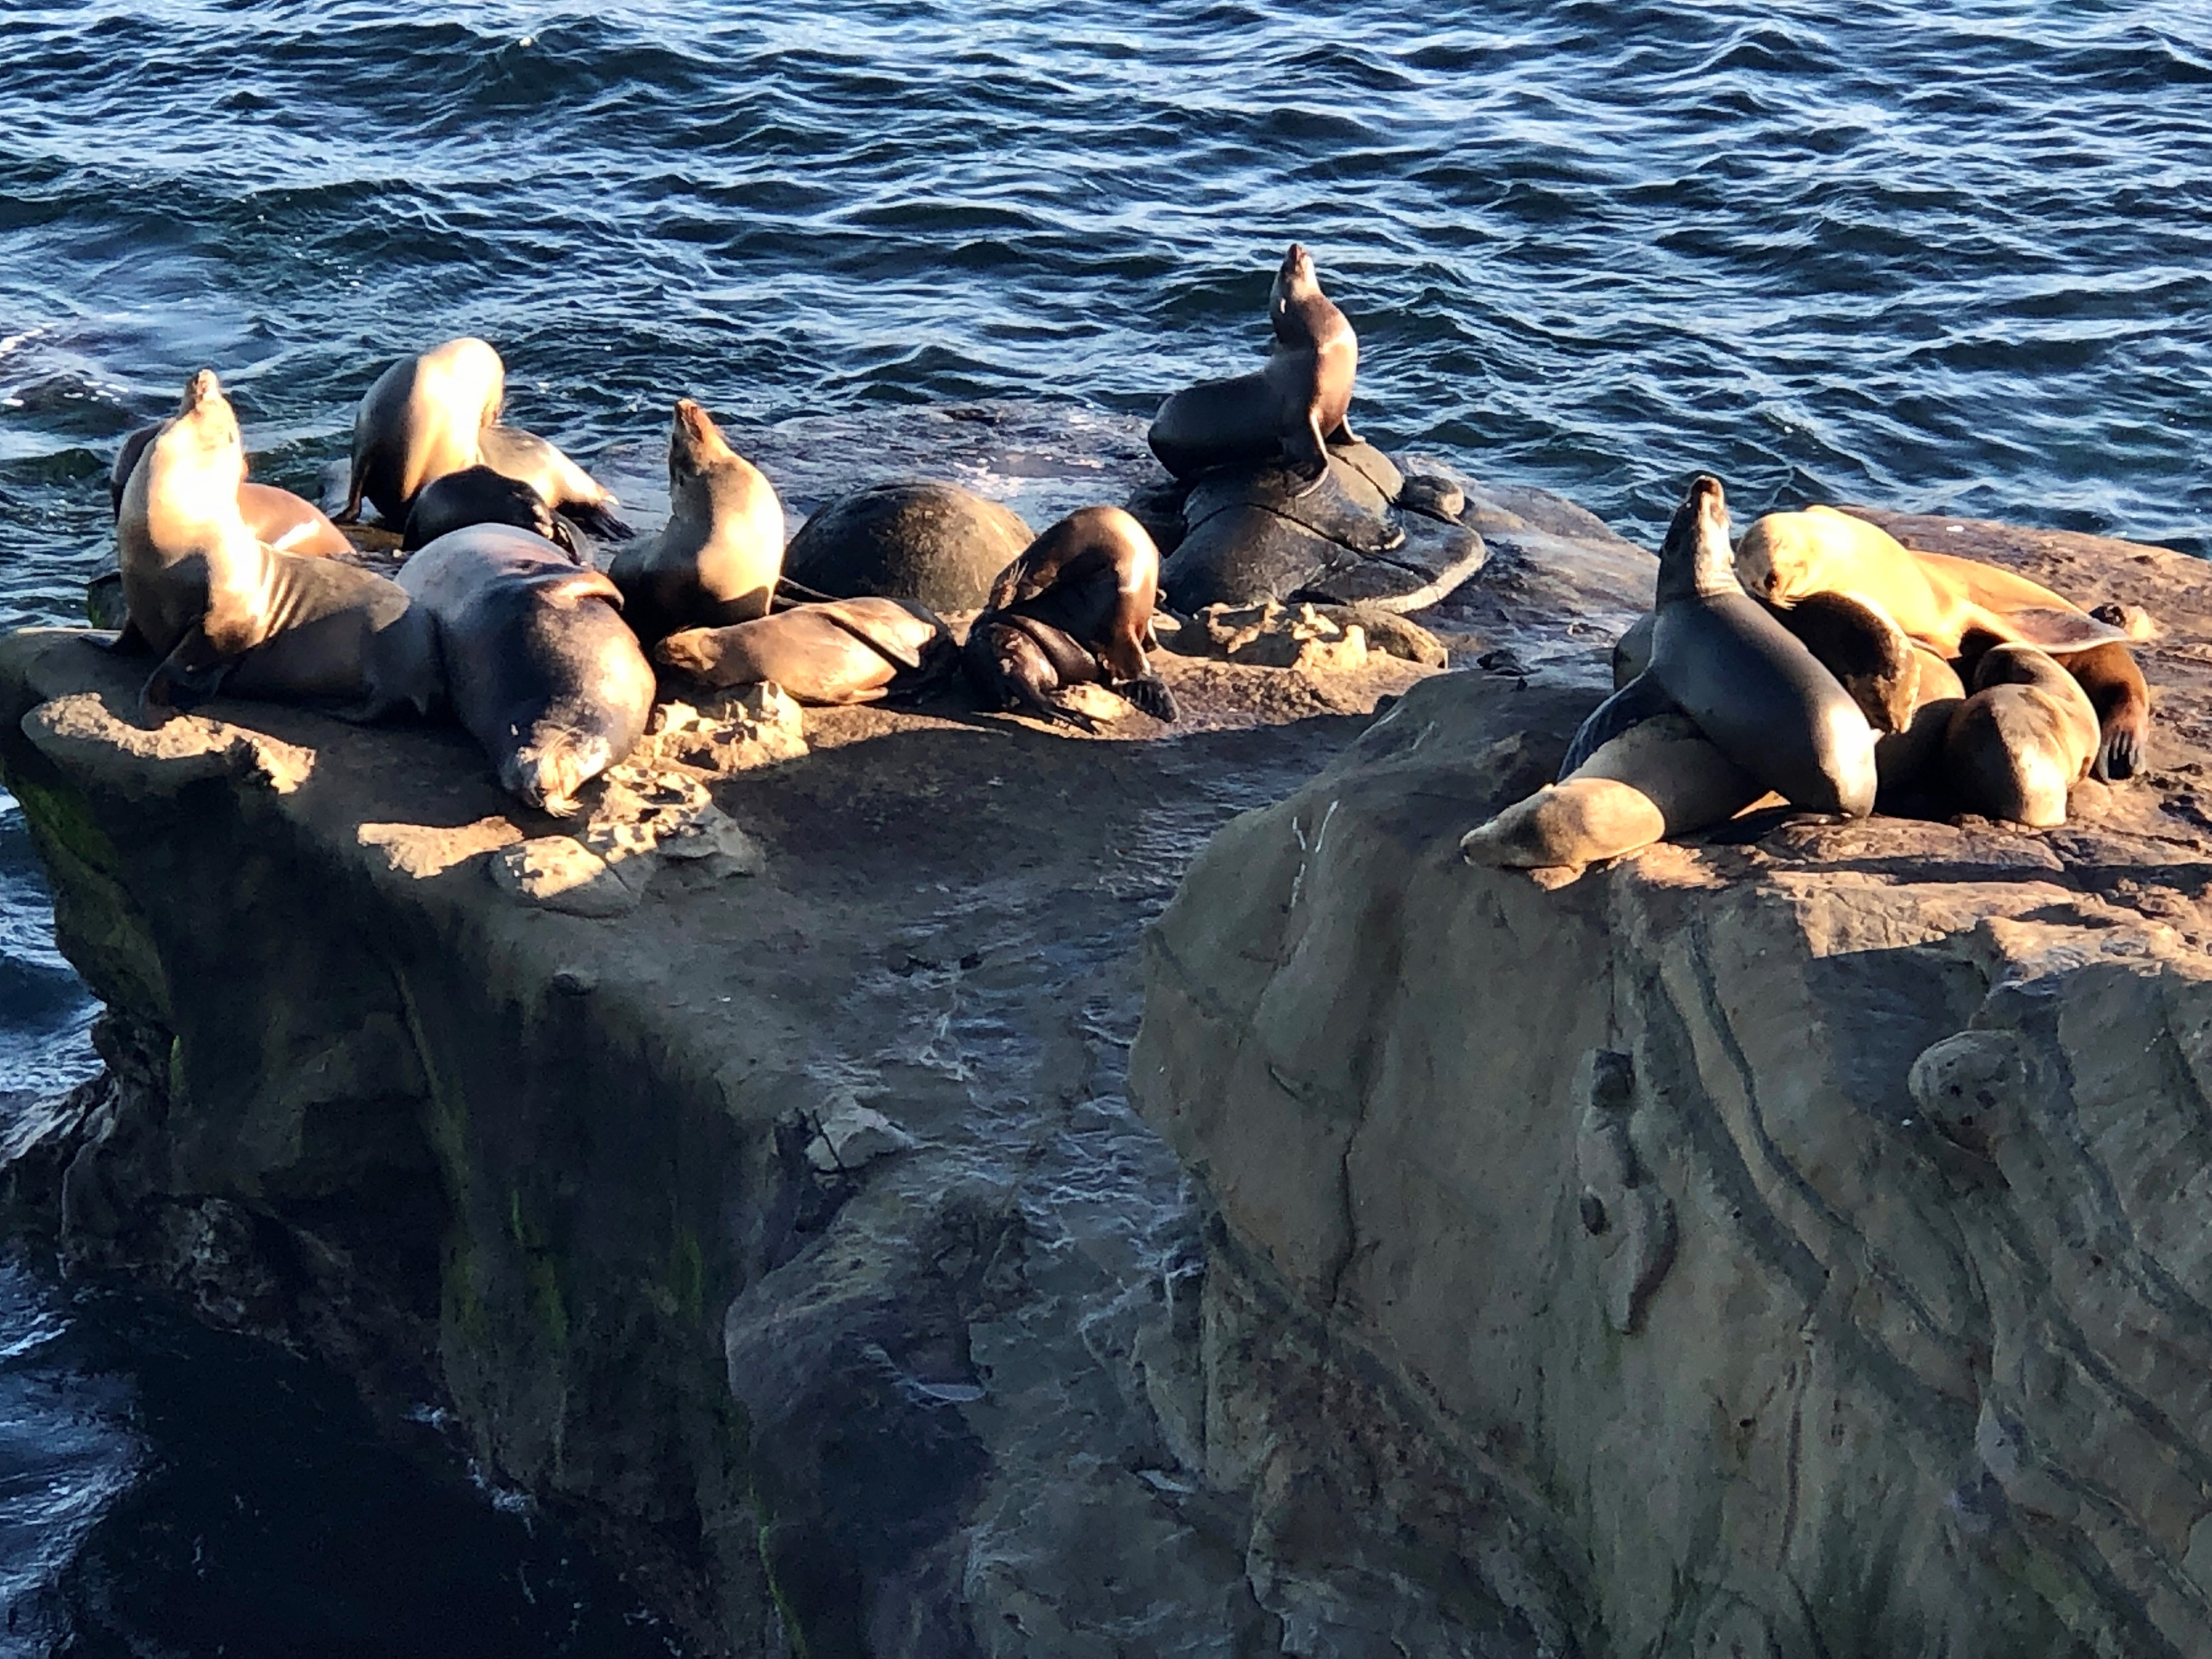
[[140, 623, 234, 714], [1113, 674, 1178, 723], [1560, 674, 1674, 780], [1983, 604, 2126, 651], [105, 617, 151, 657], [822, 605, 929, 671]]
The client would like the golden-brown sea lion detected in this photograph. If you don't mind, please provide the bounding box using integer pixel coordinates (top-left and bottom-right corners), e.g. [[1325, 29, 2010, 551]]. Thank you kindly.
[[1942, 644, 2100, 828], [609, 400, 785, 644], [1460, 714, 1766, 876], [1734, 506, 2148, 778], [653, 597, 953, 705], [111, 421, 352, 557], [1148, 244, 1358, 495], [1565, 477, 1876, 816], [398, 524, 654, 815], [963, 506, 1177, 727], [116, 371, 439, 719], [343, 337, 630, 537]]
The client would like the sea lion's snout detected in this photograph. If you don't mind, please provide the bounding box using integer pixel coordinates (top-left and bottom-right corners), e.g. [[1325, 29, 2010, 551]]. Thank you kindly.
[[182, 369, 221, 409]]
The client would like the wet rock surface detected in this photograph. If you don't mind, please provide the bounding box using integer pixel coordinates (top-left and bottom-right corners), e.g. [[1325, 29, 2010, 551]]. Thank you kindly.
[[1149, 444, 1490, 616]]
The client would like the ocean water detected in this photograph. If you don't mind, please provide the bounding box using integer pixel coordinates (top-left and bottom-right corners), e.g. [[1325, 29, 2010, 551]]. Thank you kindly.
[[1, 0, 2209, 1647]]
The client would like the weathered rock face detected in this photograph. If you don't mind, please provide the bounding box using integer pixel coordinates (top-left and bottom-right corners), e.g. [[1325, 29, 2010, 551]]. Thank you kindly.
[[1132, 517, 2212, 1656], [782, 480, 1034, 612]]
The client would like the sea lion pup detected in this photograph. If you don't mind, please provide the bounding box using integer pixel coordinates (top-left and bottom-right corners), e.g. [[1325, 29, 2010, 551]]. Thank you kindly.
[[398, 524, 654, 815], [1148, 242, 1358, 495], [1461, 715, 1765, 876], [343, 336, 632, 537], [116, 371, 439, 718], [654, 597, 954, 704], [1734, 504, 2150, 778], [1942, 644, 2100, 828], [111, 421, 353, 557], [402, 466, 580, 560], [609, 400, 785, 644], [963, 506, 1178, 727], [1564, 476, 1877, 816]]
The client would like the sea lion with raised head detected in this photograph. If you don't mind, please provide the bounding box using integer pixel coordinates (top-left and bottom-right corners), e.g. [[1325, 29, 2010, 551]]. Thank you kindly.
[[610, 400, 785, 644], [116, 371, 439, 719], [112, 421, 353, 557], [963, 506, 1177, 727], [1564, 476, 1876, 816], [1942, 643, 2100, 828], [1148, 243, 1358, 495], [654, 597, 954, 704], [402, 465, 580, 560], [1734, 505, 2148, 777], [398, 524, 654, 815]]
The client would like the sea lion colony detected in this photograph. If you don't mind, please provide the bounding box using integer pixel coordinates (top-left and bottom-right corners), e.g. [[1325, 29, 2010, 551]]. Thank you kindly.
[[101, 244, 2156, 861]]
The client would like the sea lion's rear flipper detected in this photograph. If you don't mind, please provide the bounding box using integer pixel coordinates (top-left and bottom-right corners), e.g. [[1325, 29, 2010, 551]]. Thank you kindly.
[[556, 500, 636, 542], [1560, 674, 1675, 779], [1984, 604, 2127, 651], [1113, 674, 1178, 723]]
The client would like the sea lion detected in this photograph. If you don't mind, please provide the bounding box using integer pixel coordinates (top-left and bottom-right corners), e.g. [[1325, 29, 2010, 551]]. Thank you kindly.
[[343, 336, 631, 538], [1565, 476, 1876, 816], [1461, 714, 1767, 876], [964, 506, 1177, 727], [654, 597, 954, 704], [1942, 644, 2100, 828], [402, 465, 580, 560], [116, 371, 439, 719], [398, 524, 654, 815], [343, 336, 506, 524], [609, 400, 785, 644], [1617, 590, 1919, 735], [112, 421, 352, 557], [1735, 508, 2149, 780], [1148, 242, 1358, 495]]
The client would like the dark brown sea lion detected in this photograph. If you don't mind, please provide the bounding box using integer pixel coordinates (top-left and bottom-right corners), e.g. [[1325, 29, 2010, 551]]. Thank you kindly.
[[963, 506, 1177, 727], [1565, 476, 1876, 816], [112, 421, 352, 557], [1148, 243, 1358, 495], [402, 465, 580, 560], [116, 371, 438, 719], [398, 524, 654, 815], [609, 400, 785, 644], [653, 597, 953, 704]]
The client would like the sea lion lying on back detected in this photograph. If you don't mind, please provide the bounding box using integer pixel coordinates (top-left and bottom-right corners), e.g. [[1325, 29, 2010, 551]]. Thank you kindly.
[[116, 371, 439, 719], [399, 524, 653, 815], [112, 420, 352, 557], [343, 336, 631, 538], [654, 597, 955, 704], [1734, 505, 2148, 778], [1564, 475, 1876, 815], [610, 400, 785, 644], [1148, 244, 1358, 496], [963, 506, 1178, 729]]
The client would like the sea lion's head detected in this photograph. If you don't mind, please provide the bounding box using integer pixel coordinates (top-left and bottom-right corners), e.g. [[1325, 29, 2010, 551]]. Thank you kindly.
[[1733, 511, 1827, 606], [668, 398, 740, 493], [1271, 242, 1318, 317], [1658, 473, 1739, 600]]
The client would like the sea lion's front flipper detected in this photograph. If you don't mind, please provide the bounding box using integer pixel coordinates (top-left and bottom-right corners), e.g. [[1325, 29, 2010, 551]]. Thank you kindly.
[[1283, 417, 1331, 501], [1560, 673, 1675, 779], [556, 500, 635, 542], [1113, 674, 1178, 723], [1984, 604, 2127, 651], [105, 617, 151, 657], [1330, 416, 1360, 445], [823, 605, 931, 671], [140, 623, 234, 714]]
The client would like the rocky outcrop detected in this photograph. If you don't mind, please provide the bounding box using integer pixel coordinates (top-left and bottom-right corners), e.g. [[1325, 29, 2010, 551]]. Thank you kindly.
[[1132, 515, 2212, 1656], [781, 480, 1034, 611]]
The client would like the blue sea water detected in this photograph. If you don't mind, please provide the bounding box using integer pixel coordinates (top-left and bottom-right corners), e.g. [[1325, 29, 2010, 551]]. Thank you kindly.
[[0, 0, 2209, 1647]]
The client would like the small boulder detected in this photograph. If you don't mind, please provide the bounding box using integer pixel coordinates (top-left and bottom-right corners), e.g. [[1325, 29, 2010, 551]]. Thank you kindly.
[[489, 837, 641, 917], [782, 481, 1034, 612]]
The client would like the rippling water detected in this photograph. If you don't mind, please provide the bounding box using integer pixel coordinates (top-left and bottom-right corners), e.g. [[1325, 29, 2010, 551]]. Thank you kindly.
[[3, 0, 2210, 1645]]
